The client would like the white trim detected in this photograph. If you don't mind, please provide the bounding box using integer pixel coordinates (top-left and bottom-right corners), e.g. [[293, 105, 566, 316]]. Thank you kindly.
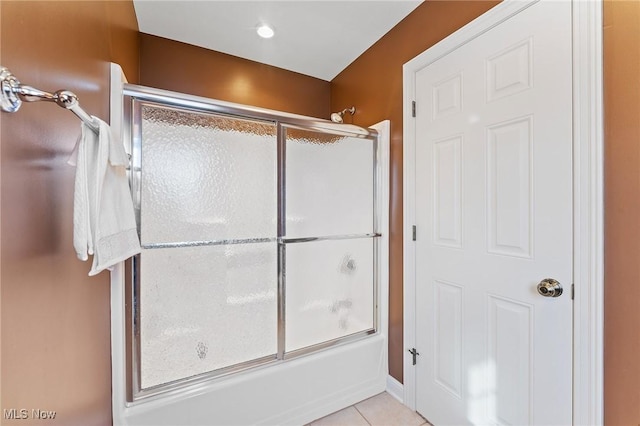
[[372, 120, 392, 379], [109, 62, 129, 426], [401, 1, 604, 424], [571, 0, 604, 424], [386, 375, 404, 403], [401, 34, 417, 411]]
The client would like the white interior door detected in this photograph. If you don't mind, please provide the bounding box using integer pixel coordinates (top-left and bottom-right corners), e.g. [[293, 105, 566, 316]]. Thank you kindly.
[[413, 2, 572, 425]]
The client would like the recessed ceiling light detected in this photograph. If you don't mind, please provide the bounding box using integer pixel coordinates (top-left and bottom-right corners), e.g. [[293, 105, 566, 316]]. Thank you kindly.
[[256, 24, 275, 39]]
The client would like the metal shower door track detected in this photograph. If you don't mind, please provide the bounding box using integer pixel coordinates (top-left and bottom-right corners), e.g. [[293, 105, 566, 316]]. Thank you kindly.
[[122, 84, 378, 138]]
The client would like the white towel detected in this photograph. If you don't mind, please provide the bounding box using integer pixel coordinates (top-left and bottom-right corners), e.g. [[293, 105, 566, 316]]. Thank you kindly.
[[69, 117, 141, 276]]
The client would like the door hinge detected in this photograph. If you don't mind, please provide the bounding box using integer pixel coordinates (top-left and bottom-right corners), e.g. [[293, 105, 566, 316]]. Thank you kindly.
[[571, 283, 574, 300], [412, 225, 417, 241], [408, 348, 420, 366], [412, 101, 416, 117]]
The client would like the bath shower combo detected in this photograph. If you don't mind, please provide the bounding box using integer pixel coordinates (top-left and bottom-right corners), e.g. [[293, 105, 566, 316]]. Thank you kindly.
[[1, 63, 390, 425]]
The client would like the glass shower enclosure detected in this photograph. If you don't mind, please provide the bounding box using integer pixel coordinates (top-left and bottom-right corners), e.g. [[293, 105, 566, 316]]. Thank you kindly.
[[122, 85, 381, 401]]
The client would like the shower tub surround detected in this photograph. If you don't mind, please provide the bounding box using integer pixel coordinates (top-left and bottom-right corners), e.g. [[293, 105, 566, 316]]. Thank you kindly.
[[109, 67, 390, 426]]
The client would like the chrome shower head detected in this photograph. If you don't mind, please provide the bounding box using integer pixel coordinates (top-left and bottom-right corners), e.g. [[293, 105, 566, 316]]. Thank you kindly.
[[330, 106, 356, 123]]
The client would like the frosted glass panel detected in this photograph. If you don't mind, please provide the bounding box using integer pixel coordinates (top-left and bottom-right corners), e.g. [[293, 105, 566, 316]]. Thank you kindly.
[[139, 243, 277, 389], [285, 238, 375, 352], [140, 104, 277, 244], [285, 128, 375, 237]]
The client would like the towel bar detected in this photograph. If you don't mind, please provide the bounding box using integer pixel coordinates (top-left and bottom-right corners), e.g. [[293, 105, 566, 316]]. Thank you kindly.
[[0, 66, 99, 132]]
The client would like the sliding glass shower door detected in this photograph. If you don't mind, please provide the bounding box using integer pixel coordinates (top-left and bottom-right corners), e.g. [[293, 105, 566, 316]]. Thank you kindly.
[[283, 127, 376, 353], [135, 104, 279, 391], [124, 86, 379, 401]]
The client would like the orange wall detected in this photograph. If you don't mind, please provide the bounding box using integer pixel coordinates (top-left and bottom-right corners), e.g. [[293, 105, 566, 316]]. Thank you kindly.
[[603, 0, 640, 424], [331, 0, 500, 382], [139, 34, 331, 118], [0, 2, 139, 425]]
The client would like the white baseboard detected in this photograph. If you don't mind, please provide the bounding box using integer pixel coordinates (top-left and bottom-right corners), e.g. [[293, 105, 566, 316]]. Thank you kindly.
[[386, 375, 403, 403]]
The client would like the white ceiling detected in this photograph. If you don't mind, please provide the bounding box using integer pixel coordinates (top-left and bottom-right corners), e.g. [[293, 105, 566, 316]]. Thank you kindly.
[[133, 1, 423, 81]]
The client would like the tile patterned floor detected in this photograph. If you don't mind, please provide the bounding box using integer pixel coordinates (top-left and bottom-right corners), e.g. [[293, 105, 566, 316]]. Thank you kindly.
[[308, 392, 431, 426]]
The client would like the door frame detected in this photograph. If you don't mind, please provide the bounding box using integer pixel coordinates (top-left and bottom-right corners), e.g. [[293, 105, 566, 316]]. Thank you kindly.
[[401, 1, 604, 424]]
